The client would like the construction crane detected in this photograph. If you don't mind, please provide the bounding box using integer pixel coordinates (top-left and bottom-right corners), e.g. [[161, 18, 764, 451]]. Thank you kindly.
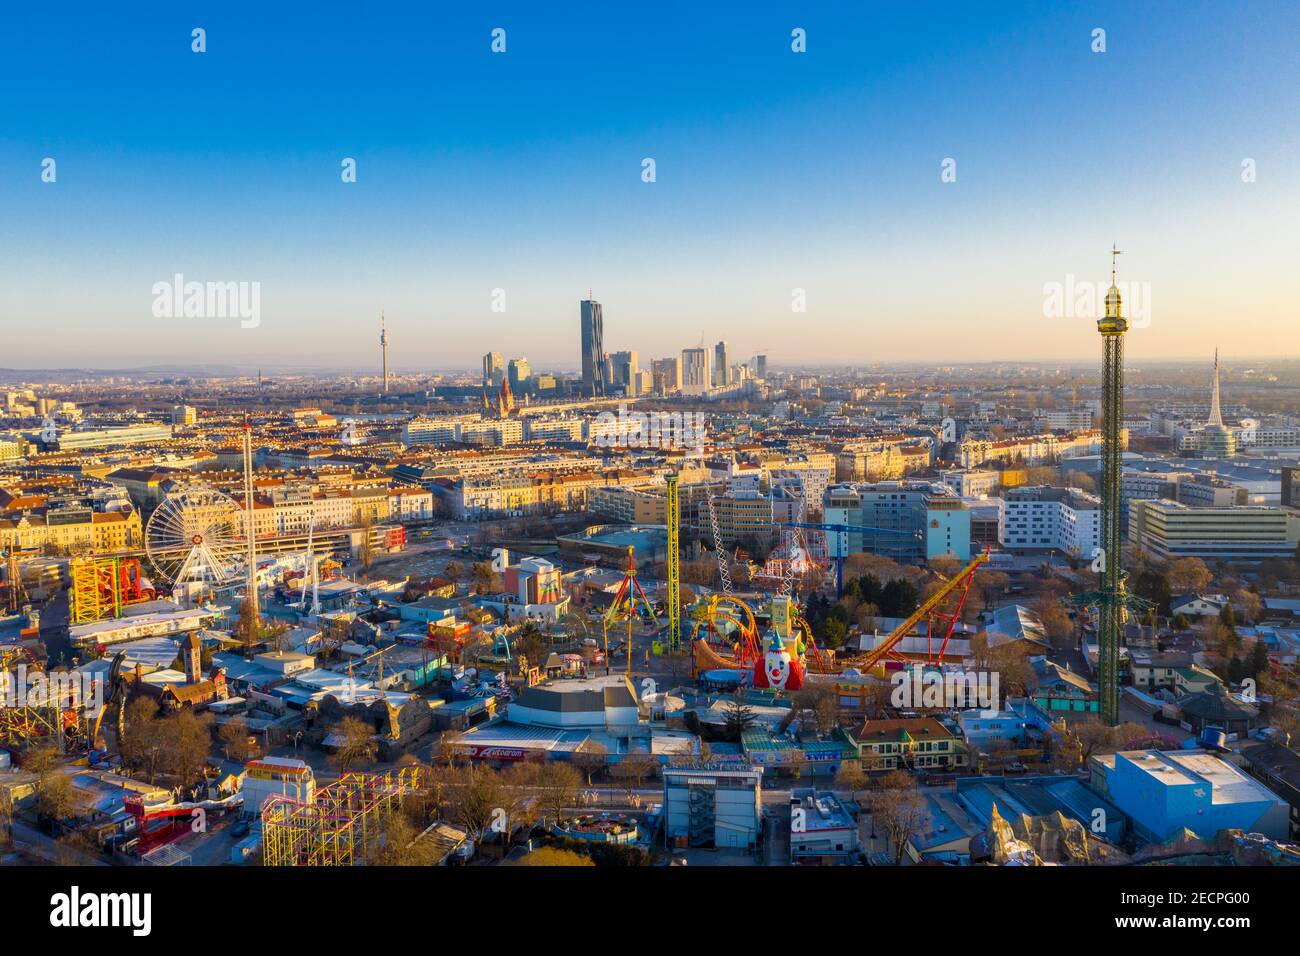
[[779, 521, 923, 597], [771, 476, 807, 599]]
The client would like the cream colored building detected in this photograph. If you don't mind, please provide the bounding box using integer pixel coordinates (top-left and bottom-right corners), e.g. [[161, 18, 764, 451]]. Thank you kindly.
[[1128, 499, 1300, 561], [0, 508, 142, 555]]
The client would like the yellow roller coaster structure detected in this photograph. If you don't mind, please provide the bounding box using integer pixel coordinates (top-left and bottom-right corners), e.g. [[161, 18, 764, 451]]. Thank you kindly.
[[689, 594, 820, 672], [261, 766, 425, 867]]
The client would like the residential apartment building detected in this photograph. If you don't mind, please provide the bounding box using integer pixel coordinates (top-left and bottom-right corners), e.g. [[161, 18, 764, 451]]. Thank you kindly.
[[454, 468, 654, 519], [836, 439, 931, 481], [940, 469, 1001, 498], [681, 348, 711, 396], [0, 507, 143, 554], [587, 480, 725, 527], [957, 429, 1115, 469], [651, 356, 682, 395], [823, 480, 967, 561], [1000, 485, 1101, 557]]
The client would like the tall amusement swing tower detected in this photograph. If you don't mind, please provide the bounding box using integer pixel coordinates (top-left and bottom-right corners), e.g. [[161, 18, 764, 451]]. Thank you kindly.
[[1080, 246, 1148, 726], [1096, 248, 1127, 725]]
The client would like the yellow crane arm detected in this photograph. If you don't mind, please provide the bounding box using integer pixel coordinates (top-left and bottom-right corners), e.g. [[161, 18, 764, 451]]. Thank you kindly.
[[858, 551, 989, 671]]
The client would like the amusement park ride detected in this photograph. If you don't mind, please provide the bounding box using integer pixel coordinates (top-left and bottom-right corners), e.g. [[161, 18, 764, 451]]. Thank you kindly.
[[0, 650, 130, 757], [603, 545, 660, 675], [688, 550, 991, 692], [649, 470, 994, 694], [70, 556, 157, 625]]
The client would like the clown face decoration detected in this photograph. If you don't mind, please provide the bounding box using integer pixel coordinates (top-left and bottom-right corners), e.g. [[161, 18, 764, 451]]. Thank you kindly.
[[753, 634, 804, 691]]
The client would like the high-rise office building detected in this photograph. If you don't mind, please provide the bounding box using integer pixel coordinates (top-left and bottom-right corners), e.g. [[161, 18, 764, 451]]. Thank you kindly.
[[508, 358, 531, 394], [610, 350, 639, 395], [714, 341, 730, 386], [652, 356, 682, 395], [580, 300, 607, 397], [482, 352, 505, 388], [755, 354, 768, 379], [682, 348, 711, 395]]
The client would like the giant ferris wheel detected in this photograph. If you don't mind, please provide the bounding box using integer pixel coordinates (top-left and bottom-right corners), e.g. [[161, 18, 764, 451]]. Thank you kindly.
[[144, 486, 245, 590]]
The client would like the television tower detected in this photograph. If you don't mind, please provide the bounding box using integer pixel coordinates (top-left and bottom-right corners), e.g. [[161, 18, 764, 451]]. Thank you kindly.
[[380, 312, 389, 393]]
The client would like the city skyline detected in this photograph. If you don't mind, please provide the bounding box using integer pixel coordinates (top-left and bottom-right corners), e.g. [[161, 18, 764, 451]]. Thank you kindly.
[[2, 3, 1298, 367]]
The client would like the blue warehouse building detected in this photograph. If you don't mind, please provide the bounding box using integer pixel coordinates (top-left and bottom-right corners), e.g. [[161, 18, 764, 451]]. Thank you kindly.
[[1090, 749, 1289, 844]]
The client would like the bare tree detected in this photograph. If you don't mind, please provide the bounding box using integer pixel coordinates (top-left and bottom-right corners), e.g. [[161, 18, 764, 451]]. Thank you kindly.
[[612, 752, 659, 800], [163, 709, 215, 786], [1033, 594, 1074, 651], [533, 762, 582, 826], [572, 740, 608, 786], [834, 761, 869, 800], [120, 696, 167, 784], [330, 716, 378, 771], [448, 767, 507, 845], [26, 745, 85, 825], [0, 788, 12, 849], [1167, 557, 1213, 595], [218, 718, 253, 763], [868, 770, 929, 864], [358, 514, 377, 578]]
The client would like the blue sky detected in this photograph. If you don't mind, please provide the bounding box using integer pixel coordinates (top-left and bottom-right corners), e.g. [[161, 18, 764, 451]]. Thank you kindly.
[[1, 1, 1297, 370]]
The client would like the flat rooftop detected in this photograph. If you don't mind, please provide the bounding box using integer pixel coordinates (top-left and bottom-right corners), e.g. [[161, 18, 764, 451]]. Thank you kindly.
[[791, 790, 855, 832], [1109, 749, 1279, 805]]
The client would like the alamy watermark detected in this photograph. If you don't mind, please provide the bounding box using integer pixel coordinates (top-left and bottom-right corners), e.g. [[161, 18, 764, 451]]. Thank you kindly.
[[152, 273, 261, 329], [592, 404, 707, 451], [891, 664, 1000, 718], [1042, 274, 1152, 328], [2, 665, 104, 715]]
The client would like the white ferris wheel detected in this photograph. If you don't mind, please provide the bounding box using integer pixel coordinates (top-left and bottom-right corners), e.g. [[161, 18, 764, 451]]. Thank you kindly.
[[145, 486, 245, 589]]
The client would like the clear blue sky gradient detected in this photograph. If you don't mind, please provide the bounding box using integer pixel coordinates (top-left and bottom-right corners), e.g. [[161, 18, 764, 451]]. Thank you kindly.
[[1, 1, 1297, 369]]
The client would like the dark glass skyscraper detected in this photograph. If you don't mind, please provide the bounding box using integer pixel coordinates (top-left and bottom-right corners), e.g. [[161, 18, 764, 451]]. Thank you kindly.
[[580, 299, 607, 397]]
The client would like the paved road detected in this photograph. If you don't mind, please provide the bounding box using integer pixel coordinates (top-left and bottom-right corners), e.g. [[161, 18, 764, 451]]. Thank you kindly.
[[38, 590, 73, 666]]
